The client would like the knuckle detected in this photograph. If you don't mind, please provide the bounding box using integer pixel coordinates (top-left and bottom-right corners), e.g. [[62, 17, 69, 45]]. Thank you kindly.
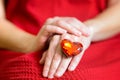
[[44, 64, 50, 70], [67, 17, 77, 23], [54, 16, 59, 20], [55, 27, 61, 32], [46, 53, 52, 60], [53, 54, 60, 61], [51, 65, 57, 71], [51, 36, 56, 42], [60, 65, 66, 70], [71, 17, 76, 21], [47, 56, 52, 60], [56, 20, 62, 24], [52, 35, 59, 40], [44, 67, 49, 72], [45, 25, 50, 30], [46, 18, 53, 22], [50, 37, 59, 46]]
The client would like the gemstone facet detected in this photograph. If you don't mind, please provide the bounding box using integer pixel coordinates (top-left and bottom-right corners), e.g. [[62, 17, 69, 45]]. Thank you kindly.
[[61, 39, 83, 57]]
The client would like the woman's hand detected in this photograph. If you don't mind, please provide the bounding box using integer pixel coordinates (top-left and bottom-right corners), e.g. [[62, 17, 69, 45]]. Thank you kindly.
[[34, 17, 91, 52], [39, 17, 92, 78], [45, 17, 90, 37], [40, 33, 92, 78]]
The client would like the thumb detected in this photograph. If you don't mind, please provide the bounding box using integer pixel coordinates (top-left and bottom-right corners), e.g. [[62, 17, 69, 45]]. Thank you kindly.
[[39, 51, 47, 64]]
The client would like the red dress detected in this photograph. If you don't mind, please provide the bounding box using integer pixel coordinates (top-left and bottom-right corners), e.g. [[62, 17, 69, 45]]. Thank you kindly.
[[0, 0, 120, 80]]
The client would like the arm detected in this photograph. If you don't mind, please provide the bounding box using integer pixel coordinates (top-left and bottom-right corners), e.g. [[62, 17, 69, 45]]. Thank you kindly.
[[85, 0, 120, 41], [0, 19, 36, 53], [0, 0, 66, 53], [0, 0, 86, 53], [0, 0, 37, 53]]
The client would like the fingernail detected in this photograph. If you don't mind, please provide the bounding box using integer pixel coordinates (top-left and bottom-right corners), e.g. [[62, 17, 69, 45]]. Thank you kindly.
[[48, 72, 54, 79], [55, 72, 62, 77], [43, 71, 48, 77], [48, 75, 54, 79], [63, 30, 67, 33], [68, 66, 75, 71]]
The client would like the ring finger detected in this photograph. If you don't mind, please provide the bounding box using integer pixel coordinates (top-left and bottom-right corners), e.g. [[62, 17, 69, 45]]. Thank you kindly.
[[43, 35, 60, 77]]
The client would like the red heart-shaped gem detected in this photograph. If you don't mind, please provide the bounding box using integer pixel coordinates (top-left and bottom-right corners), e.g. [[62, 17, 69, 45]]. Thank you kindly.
[[61, 39, 83, 57]]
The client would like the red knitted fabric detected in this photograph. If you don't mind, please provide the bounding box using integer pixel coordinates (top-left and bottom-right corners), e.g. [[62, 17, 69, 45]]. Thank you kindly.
[[0, 0, 120, 80], [0, 52, 88, 80], [0, 35, 120, 80]]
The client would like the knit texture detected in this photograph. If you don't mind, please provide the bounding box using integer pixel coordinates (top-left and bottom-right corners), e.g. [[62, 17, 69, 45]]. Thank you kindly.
[[0, 53, 88, 80]]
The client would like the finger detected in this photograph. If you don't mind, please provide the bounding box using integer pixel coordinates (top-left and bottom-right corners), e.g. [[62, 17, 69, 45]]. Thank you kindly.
[[54, 34, 73, 77], [38, 25, 66, 47], [66, 18, 90, 36], [67, 35, 84, 71], [55, 20, 82, 36], [39, 51, 47, 64], [44, 25, 67, 35], [45, 18, 54, 25], [55, 55, 72, 77], [61, 33, 74, 42], [68, 51, 84, 71], [45, 17, 60, 25], [57, 17, 90, 36], [48, 46, 62, 78], [45, 17, 90, 36], [43, 35, 60, 77]]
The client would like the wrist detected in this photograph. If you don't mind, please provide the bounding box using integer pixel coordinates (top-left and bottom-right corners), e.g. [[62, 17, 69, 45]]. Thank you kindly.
[[84, 20, 96, 42], [21, 34, 38, 53], [0, 19, 41, 53]]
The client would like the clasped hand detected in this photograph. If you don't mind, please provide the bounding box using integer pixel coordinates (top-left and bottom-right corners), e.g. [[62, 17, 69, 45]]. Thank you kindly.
[[36, 17, 92, 78]]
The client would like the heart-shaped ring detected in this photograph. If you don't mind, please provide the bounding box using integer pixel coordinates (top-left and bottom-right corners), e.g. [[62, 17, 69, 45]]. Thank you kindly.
[[61, 39, 83, 57]]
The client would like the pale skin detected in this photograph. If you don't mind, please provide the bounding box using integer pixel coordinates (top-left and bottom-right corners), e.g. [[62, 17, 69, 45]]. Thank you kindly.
[[0, 0, 120, 79]]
